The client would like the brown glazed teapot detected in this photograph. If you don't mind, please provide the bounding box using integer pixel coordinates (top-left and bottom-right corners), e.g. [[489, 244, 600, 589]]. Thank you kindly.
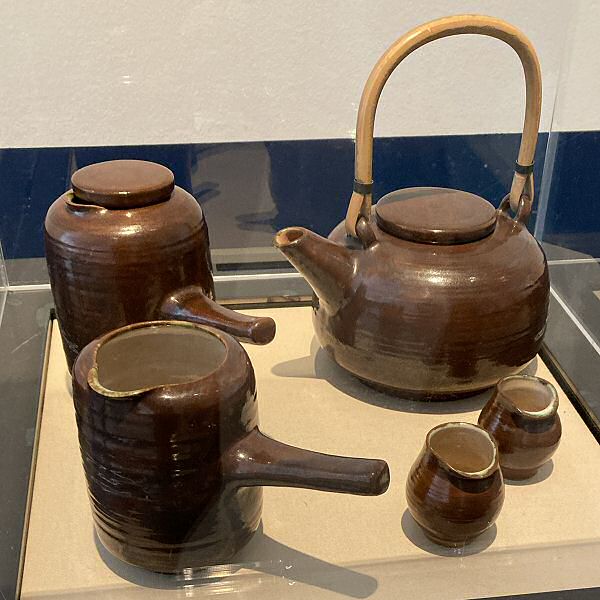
[[72, 321, 389, 572], [275, 15, 549, 399], [45, 160, 276, 370]]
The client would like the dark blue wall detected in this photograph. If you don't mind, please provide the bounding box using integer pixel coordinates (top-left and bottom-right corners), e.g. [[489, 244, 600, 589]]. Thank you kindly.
[[541, 131, 600, 256], [2, 131, 596, 261]]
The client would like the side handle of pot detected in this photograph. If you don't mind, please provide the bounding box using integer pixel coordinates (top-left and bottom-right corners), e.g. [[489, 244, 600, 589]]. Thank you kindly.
[[223, 429, 390, 496], [160, 286, 276, 345]]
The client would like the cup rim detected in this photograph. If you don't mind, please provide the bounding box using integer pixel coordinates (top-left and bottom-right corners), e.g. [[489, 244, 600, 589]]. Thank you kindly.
[[87, 320, 229, 398], [495, 375, 559, 419], [426, 421, 499, 479]]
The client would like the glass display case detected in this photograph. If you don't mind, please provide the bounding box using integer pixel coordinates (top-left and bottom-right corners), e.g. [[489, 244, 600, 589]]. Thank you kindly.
[[1, 2, 599, 599]]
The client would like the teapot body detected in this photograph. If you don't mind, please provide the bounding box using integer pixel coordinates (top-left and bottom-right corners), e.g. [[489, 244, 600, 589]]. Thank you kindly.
[[312, 210, 549, 399], [45, 186, 215, 369]]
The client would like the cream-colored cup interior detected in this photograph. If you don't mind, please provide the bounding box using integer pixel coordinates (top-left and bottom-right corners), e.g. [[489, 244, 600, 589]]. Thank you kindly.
[[95, 325, 226, 393], [429, 424, 495, 475], [498, 377, 556, 413]]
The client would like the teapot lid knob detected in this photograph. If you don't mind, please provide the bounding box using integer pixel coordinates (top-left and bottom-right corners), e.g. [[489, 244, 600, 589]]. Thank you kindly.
[[375, 187, 497, 245], [71, 160, 175, 209]]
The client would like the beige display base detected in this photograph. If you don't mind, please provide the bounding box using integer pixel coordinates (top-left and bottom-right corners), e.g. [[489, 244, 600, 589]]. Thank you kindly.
[[21, 307, 600, 599]]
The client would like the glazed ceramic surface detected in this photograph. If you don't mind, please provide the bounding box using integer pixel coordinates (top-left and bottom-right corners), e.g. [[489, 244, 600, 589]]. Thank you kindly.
[[72, 321, 389, 573], [479, 375, 561, 480], [276, 199, 548, 399], [45, 160, 275, 370], [406, 422, 504, 546], [275, 16, 549, 399]]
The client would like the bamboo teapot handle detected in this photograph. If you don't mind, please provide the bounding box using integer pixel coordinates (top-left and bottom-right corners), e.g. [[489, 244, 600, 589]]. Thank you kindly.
[[345, 14, 542, 237]]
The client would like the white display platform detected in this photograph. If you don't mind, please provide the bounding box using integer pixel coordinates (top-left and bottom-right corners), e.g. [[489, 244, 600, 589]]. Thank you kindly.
[[21, 307, 600, 599]]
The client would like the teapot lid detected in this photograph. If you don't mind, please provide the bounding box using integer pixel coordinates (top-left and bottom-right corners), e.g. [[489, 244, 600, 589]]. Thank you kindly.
[[375, 187, 497, 244], [71, 160, 175, 209]]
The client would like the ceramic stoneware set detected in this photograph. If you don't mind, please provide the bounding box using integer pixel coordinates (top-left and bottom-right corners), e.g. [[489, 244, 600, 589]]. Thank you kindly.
[[45, 15, 561, 572]]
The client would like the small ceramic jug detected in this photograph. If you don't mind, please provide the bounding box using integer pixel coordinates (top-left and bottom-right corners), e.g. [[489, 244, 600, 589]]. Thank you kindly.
[[406, 422, 504, 546], [45, 159, 276, 370], [479, 375, 561, 480], [72, 321, 390, 572]]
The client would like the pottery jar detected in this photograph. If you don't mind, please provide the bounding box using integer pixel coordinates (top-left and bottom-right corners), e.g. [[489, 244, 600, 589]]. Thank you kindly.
[[72, 320, 390, 572], [406, 422, 504, 546], [479, 375, 561, 480], [45, 159, 275, 370]]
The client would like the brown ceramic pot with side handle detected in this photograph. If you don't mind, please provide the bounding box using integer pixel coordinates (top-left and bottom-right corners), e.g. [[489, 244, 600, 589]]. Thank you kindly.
[[406, 422, 504, 546], [275, 15, 549, 399], [72, 320, 390, 573], [479, 375, 561, 480], [45, 159, 275, 371]]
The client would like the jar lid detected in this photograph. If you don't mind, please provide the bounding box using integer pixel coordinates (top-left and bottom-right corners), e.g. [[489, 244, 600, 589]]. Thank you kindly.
[[375, 187, 497, 244], [71, 160, 175, 209]]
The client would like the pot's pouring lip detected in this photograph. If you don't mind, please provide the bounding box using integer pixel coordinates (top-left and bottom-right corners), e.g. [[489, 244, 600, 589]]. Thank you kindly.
[[87, 320, 230, 398], [375, 187, 498, 244], [495, 374, 559, 419], [71, 159, 174, 210], [426, 422, 499, 479]]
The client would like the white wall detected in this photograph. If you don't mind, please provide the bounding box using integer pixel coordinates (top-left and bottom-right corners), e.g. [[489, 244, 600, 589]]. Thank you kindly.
[[551, 0, 600, 132], [0, 0, 588, 148]]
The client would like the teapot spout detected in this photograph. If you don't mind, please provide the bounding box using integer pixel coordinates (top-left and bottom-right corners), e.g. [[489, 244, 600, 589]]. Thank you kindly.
[[274, 227, 354, 311]]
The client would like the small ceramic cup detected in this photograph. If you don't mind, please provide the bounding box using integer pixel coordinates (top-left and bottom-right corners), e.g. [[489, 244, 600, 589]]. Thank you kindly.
[[406, 422, 504, 547], [478, 375, 561, 480]]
